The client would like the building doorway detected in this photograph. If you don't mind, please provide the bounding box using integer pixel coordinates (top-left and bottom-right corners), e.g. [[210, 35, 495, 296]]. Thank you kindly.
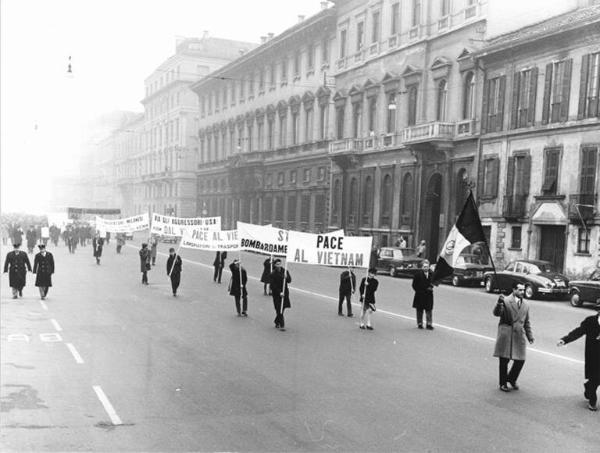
[[423, 173, 442, 262], [539, 225, 565, 272]]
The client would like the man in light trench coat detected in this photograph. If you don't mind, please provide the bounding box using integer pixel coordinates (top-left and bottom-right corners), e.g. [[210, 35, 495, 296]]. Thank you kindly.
[[493, 281, 534, 392]]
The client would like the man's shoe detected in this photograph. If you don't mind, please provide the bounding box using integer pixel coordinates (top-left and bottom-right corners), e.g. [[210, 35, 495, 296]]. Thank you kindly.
[[426, 325, 434, 330], [499, 385, 511, 392], [237, 313, 242, 317], [418, 324, 424, 329], [588, 402, 598, 411], [241, 312, 248, 317], [12, 295, 17, 299], [347, 313, 354, 317], [338, 312, 344, 316], [366, 326, 374, 330], [279, 327, 286, 332], [41, 296, 45, 300], [508, 381, 519, 390], [359, 325, 366, 330]]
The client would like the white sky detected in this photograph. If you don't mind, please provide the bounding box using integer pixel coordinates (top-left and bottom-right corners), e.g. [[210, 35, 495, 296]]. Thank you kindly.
[[0, 0, 326, 214]]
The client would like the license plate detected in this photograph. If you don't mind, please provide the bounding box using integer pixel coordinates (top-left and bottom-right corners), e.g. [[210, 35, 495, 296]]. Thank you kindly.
[[476, 271, 483, 277], [555, 281, 565, 287]]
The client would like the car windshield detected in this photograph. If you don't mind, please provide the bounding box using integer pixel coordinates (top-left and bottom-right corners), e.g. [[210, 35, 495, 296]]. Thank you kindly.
[[589, 270, 600, 281], [525, 262, 556, 274]]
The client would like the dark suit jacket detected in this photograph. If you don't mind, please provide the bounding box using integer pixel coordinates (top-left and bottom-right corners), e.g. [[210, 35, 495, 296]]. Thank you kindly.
[[412, 270, 434, 310]]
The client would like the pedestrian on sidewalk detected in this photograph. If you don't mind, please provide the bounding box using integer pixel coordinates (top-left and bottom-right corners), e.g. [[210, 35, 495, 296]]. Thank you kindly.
[[493, 282, 534, 392], [213, 250, 227, 283], [92, 232, 104, 265], [33, 244, 54, 300], [557, 301, 600, 411], [116, 233, 125, 254], [26, 225, 37, 254], [338, 268, 356, 317], [359, 268, 378, 330], [229, 259, 248, 316], [166, 247, 182, 297], [149, 235, 158, 266], [270, 259, 291, 331], [260, 256, 273, 295], [3, 243, 31, 298], [139, 243, 151, 285], [412, 259, 435, 330]]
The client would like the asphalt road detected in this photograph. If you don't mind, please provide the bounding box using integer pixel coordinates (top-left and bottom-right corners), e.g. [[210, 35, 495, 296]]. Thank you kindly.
[[1, 236, 598, 452]]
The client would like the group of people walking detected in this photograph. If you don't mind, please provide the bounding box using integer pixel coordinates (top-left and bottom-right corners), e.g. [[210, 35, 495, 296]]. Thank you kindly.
[[3, 242, 54, 300]]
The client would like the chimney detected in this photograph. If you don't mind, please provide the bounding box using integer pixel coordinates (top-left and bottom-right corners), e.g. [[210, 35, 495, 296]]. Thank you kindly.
[[202, 30, 209, 39], [298, 15, 305, 23], [321, 1, 328, 10], [260, 36, 267, 44], [267, 32, 274, 40]]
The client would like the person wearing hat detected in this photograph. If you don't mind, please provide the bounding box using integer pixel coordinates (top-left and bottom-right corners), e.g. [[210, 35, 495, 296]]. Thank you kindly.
[[92, 232, 104, 265], [26, 225, 37, 254], [166, 247, 182, 296], [557, 301, 600, 411], [139, 243, 151, 285], [33, 244, 54, 300], [359, 268, 379, 330], [3, 243, 32, 298], [412, 259, 435, 330], [213, 250, 227, 283], [338, 267, 356, 317], [229, 259, 248, 316], [269, 259, 292, 330]]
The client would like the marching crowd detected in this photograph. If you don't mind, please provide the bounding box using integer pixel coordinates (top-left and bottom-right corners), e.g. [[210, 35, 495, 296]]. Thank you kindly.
[[2, 224, 599, 413]]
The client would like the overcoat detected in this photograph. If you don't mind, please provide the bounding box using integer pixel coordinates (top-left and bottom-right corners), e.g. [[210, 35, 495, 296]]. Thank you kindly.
[[213, 251, 227, 267], [166, 254, 182, 276], [359, 276, 379, 305], [561, 315, 600, 380], [33, 252, 54, 287], [26, 229, 37, 248], [270, 268, 291, 308], [139, 248, 151, 272], [260, 258, 273, 283], [92, 237, 104, 258], [339, 270, 356, 294], [229, 263, 248, 297], [412, 270, 434, 310], [4, 250, 32, 288], [493, 294, 534, 360]]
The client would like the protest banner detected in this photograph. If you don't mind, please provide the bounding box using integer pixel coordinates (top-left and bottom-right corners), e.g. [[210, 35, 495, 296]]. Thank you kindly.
[[41, 227, 50, 239], [180, 229, 240, 252], [286, 230, 372, 268], [150, 213, 221, 236], [237, 222, 289, 256], [95, 213, 149, 233]]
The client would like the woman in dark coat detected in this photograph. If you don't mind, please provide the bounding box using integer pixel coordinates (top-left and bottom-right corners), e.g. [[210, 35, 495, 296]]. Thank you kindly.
[[260, 256, 273, 295], [412, 259, 435, 329], [92, 233, 104, 265], [33, 244, 54, 299], [229, 260, 248, 316], [558, 302, 600, 411], [139, 243, 151, 285], [270, 259, 291, 330], [3, 243, 32, 298]]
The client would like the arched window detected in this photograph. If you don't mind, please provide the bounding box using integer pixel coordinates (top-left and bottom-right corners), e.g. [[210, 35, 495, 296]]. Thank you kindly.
[[349, 177, 358, 225], [362, 175, 374, 226], [463, 71, 475, 119], [401, 172, 414, 225], [455, 168, 469, 215], [381, 174, 393, 226], [437, 79, 447, 121]]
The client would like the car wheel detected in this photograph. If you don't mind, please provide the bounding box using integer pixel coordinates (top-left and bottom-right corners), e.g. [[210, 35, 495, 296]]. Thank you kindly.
[[570, 292, 583, 307], [389, 266, 396, 278], [524, 285, 534, 299], [485, 277, 494, 293], [452, 276, 460, 287]]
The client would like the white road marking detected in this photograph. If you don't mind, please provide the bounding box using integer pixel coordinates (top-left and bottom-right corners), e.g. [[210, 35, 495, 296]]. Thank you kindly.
[[129, 245, 585, 365], [50, 319, 63, 332], [7, 334, 30, 342], [39, 333, 62, 342], [39, 300, 48, 311], [92, 385, 123, 426], [66, 343, 84, 364]]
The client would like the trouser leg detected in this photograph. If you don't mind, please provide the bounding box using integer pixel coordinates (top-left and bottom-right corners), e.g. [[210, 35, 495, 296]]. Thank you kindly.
[[416, 309, 424, 326], [217, 267, 222, 283], [346, 294, 353, 315], [213, 267, 218, 281], [170, 274, 180, 294], [234, 295, 241, 314], [142, 271, 148, 284], [426, 310, 433, 326], [242, 295, 248, 313], [338, 293, 344, 313], [499, 357, 509, 386], [38, 287, 45, 298], [586, 379, 599, 405], [508, 360, 525, 384], [12, 287, 18, 297]]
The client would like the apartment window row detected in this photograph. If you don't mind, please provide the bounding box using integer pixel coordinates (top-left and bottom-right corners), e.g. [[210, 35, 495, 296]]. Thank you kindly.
[[146, 66, 181, 97], [147, 91, 183, 119], [148, 119, 181, 149], [263, 167, 327, 188]]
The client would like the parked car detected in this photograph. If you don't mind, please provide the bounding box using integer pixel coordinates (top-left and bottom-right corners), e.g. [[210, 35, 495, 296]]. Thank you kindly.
[[375, 247, 426, 278], [441, 253, 494, 287], [483, 259, 570, 299], [124, 232, 134, 240], [569, 269, 600, 307]]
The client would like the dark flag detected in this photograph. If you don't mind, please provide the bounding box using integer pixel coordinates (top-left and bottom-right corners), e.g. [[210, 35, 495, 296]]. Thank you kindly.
[[433, 192, 487, 282]]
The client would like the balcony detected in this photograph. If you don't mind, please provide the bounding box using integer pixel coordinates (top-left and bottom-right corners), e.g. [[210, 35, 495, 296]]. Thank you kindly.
[[363, 136, 378, 150], [503, 194, 529, 220], [329, 138, 363, 155], [368, 42, 379, 56], [388, 35, 398, 48], [381, 133, 399, 147], [456, 119, 477, 136], [401, 122, 455, 144], [569, 193, 596, 222]]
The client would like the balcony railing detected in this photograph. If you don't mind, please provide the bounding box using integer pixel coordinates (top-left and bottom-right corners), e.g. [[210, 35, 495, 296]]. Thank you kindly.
[[329, 138, 363, 155], [503, 194, 528, 219], [401, 121, 455, 143], [456, 119, 477, 136], [382, 133, 398, 147], [363, 136, 378, 150], [368, 42, 379, 56], [569, 193, 596, 222]]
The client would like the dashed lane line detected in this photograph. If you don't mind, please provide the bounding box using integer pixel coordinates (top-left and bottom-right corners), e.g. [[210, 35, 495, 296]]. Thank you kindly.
[[128, 245, 584, 365], [66, 343, 85, 364], [93, 385, 123, 426], [50, 319, 63, 332], [40, 300, 48, 311]]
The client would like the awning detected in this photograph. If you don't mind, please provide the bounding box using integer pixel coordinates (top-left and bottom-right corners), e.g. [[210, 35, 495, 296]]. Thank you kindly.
[[531, 202, 567, 225]]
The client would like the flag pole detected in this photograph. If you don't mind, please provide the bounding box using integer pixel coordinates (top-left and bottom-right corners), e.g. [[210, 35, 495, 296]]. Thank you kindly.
[[238, 249, 243, 295], [281, 258, 288, 318]]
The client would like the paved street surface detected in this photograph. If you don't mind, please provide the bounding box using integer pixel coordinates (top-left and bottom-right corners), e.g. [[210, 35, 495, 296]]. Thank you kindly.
[[1, 237, 598, 452]]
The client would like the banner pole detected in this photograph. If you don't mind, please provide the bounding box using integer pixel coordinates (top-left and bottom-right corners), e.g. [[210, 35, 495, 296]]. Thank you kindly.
[[281, 258, 288, 317], [238, 249, 243, 294]]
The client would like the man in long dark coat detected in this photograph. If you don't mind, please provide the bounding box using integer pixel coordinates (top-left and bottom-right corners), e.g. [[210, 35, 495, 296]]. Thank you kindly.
[[229, 259, 248, 316], [412, 259, 435, 330], [92, 233, 104, 265], [33, 244, 54, 300], [213, 250, 227, 283], [270, 259, 291, 331], [493, 282, 534, 392], [558, 301, 600, 411], [260, 256, 273, 295], [359, 268, 379, 330], [26, 226, 37, 253], [3, 243, 32, 298], [338, 268, 356, 317], [166, 247, 182, 296]]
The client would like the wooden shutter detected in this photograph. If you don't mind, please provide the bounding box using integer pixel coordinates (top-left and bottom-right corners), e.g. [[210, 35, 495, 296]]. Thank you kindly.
[[560, 58, 573, 122], [506, 156, 515, 196], [578, 54, 590, 119], [523, 154, 532, 196], [527, 67, 538, 126], [511, 72, 520, 129], [491, 158, 500, 198], [477, 158, 486, 199], [542, 62, 553, 125], [496, 76, 506, 132], [481, 79, 490, 133]]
